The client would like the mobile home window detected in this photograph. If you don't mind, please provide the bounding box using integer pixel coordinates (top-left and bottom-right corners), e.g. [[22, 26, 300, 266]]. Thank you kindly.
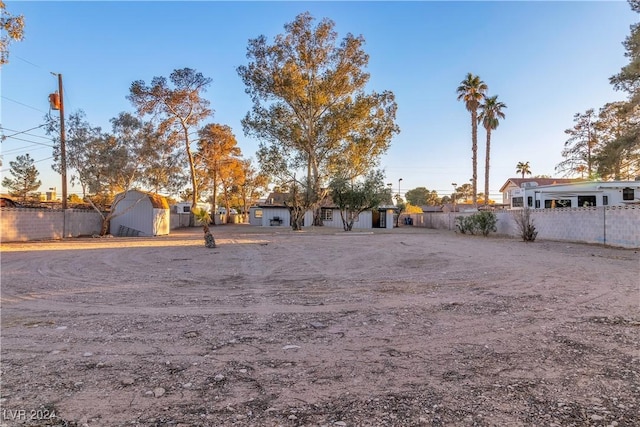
[[545, 199, 572, 208], [321, 208, 333, 221], [577, 196, 596, 207], [622, 187, 635, 201], [512, 197, 524, 207], [254, 209, 263, 218], [602, 195, 608, 206]]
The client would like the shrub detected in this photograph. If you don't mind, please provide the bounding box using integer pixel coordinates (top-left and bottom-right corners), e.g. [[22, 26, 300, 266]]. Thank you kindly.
[[513, 208, 538, 242], [474, 211, 498, 237], [456, 211, 497, 237], [456, 215, 475, 234]]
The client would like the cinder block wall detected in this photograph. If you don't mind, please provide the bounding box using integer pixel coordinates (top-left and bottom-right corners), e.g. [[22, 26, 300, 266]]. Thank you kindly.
[[1, 208, 65, 242], [420, 206, 640, 249]]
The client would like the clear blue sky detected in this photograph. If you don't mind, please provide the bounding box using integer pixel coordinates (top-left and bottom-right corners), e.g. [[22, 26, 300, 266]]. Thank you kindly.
[[1, 1, 636, 201]]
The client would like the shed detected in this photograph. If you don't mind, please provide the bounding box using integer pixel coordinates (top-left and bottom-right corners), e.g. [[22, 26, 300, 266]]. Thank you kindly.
[[110, 190, 170, 236]]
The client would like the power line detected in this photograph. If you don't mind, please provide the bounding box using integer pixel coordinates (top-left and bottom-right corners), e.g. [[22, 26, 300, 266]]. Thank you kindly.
[[1, 96, 48, 114], [1, 145, 50, 155], [14, 55, 45, 70], [1, 124, 47, 139], [2, 135, 54, 147], [1, 156, 54, 174]]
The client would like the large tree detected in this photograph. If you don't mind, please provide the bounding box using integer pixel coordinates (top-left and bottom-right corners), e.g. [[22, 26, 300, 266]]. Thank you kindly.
[[128, 68, 212, 210], [0, 1, 24, 66], [2, 153, 41, 202], [594, 102, 640, 180], [329, 170, 387, 231], [238, 12, 399, 228], [46, 111, 152, 235], [610, 0, 640, 103], [405, 186, 441, 206], [478, 95, 507, 206], [556, 109, 599, 178], [457, 73, 488, 207], [237, 159, 269, 222], [195, 123, 242, 223]]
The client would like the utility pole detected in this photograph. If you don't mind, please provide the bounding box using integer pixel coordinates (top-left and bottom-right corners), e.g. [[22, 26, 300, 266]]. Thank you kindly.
[[58, 73, 67, 210], [50, 73, 67, 210]]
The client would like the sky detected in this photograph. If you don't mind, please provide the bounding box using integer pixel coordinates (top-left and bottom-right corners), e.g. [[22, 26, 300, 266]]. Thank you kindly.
[[1, 1, 637, 201]]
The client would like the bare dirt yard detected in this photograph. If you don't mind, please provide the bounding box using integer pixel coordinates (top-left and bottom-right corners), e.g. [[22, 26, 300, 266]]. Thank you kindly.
[[1, 225, 638, 427]]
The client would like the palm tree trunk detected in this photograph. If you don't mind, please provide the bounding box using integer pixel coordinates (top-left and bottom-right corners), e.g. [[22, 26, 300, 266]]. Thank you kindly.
[[471, 111, 478, 207], [484, 129, 491, 206]]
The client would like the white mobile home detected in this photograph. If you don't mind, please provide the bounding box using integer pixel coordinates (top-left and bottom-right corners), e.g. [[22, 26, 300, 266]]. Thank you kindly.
[[509, 181, 640, 209]]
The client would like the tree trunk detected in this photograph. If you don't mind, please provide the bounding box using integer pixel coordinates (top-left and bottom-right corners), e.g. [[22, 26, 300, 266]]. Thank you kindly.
[[471, 111, 478, 207], [484, 128, 491, 206], [100, 218, 109, 236]]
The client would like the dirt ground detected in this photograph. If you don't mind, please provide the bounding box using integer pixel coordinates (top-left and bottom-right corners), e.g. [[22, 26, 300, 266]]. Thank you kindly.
[[1, 225, 638, 427]]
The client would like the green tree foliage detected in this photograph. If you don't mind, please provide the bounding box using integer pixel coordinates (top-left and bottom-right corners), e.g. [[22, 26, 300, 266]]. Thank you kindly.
[[237, 159, 269, 222], [610, 0, 640, 102], [2, 153, 41, 202], [238, 12, 399, 228], [455, 183, 474, 202], [46, 111, 155, 235], [457, 73, 487, 206], [594, 102, 640, 180], [0, 1, 24, 66], [128, 68, 212, 209], [556, 109, 599, 178], [196, 123, 242, 222], [479, 95, 507, 206], [329, 170, 387, 231], [405, 186, 441, 206], [516, 161, 532, 178]]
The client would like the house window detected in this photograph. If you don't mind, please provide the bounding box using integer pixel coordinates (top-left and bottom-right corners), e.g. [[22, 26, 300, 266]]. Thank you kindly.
[[577, 196, 596, 207], [603, 195, 609, 206], [321, 208, 333, 221], [545, 199, 571, 208], [623, 187, 635, 201], [512, 197, 524, 207], [254, 209, 263, 218], [527, 196, 533, 207]]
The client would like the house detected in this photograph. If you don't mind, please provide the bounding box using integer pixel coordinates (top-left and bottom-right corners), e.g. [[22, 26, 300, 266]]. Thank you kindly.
[[110, 190, 170, 236], [508, 180, 640, 209], [499, 178, 577, 206], [252, 192, 394, 229]]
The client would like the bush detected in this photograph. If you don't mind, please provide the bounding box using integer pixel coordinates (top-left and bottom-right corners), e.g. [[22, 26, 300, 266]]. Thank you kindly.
[[474, 211, 498, 237], [456, 215, 475, 234], [513, 208, 538, 242], [456, 211, 498, 237]]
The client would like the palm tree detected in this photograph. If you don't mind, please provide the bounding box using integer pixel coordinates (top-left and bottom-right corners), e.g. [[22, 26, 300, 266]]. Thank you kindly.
[[194, 208, 216, 248], [479, 95, 507, 206], [516, 161, 532, 179], [457, 73, 488, 207]]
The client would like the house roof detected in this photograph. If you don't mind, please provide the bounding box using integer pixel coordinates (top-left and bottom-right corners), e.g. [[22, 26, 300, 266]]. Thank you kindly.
[[259, 192, 338, 208], [499, 178, 578, 193]]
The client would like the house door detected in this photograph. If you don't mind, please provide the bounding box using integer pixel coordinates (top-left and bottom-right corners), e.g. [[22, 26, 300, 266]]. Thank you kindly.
[[372, 210, 380, 228], [379, 210, 386, 228]]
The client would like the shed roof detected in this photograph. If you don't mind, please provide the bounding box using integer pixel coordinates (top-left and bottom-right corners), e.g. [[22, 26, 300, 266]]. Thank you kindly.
[[122, 190, 169, 209]]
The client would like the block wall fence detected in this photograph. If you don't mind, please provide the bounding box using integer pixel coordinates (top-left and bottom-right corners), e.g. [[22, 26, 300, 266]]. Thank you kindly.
[[2, 206, 639, 248], [412, 205, 639, 249]]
